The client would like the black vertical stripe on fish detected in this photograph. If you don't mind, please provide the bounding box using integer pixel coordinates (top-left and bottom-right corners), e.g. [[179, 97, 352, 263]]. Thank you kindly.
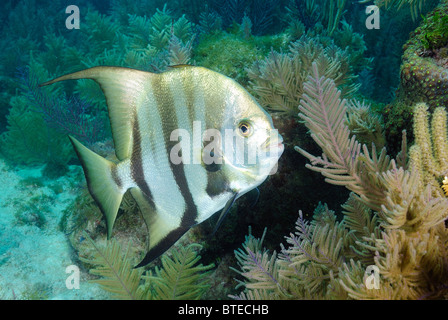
[[130, 116, 153, 200], [206, 170, 230, 198], [170, 161, 198, 226], [151, 75, 199, 227]]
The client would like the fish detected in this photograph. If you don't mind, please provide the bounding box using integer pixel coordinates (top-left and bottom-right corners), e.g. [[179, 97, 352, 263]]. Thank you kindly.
[[40, 65, 284, 267]]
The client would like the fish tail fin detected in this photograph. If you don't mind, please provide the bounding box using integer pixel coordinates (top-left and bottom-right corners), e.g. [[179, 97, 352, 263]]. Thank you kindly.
[[69, 136, 125, 238]]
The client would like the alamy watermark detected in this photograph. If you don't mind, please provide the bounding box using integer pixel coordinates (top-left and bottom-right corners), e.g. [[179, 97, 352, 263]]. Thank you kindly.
[[366, 5, 380, 30], [66, 5, 80, 30], [364, 265, 380, 290], [168, 121, 283, 175], [66, 4, 380, 31], [65, 265, 80, 290]]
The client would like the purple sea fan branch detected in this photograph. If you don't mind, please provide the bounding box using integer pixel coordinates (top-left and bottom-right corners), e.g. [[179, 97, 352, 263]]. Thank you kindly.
[[242, 248, 290, 297], [246, 248, 280, 286], [15, 66, 106, 146]]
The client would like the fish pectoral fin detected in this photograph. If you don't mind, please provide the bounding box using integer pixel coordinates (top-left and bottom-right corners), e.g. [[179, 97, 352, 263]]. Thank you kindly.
[[69, 136, 125, 238], [211, 192, 239, 236], [248, 187, 260, 208]]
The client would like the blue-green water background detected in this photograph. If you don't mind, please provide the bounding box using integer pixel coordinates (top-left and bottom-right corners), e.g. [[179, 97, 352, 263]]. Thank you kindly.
[[0, 0, 443, 300]]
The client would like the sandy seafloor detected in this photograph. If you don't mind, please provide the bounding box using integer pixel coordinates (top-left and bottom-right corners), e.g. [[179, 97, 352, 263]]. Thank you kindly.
[[0, 159, 109, 300]]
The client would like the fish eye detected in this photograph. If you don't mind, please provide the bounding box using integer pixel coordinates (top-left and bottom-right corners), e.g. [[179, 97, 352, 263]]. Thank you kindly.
[[238, 121, 252, 137]]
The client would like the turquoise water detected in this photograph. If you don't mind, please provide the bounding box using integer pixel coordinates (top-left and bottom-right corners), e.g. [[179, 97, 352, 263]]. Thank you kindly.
[[0, 0, 446, 300]]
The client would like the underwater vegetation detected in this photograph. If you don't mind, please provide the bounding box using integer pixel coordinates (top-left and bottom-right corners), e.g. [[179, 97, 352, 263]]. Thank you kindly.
[[384, 0, 448, 153], [420, 10, 448, 50], [231, 64, 448, 299], [210, 0, 281, 35], [401, 0, 448, 108], [80, 235, 214, 300], [363, 0, 431, 19], [0, 0, 448, 300], [246, 33, 366, 116]]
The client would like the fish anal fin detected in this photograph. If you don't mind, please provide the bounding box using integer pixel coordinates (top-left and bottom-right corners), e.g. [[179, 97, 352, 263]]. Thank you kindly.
[[134, 226, 190, 268], [130, 188, 191, 268]]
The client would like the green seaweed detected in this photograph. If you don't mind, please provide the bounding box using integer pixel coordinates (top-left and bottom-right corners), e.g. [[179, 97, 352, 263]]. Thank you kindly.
[[194, 31, 266, 85], [13, 194, 55, 229], [81, 235, 214, 300], [21, 282, 51, 300], [0, 94, 73, 167], [420, 10, 448, 50]]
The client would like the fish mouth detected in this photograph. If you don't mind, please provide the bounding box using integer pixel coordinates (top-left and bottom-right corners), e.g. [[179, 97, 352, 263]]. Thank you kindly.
[[261, 135, 284, 153]]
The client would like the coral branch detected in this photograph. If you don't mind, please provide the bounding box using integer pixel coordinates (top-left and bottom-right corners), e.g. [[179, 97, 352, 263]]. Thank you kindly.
[[17, 66, 106, 146]]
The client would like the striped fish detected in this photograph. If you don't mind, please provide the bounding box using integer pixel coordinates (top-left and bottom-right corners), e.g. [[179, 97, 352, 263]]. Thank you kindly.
[[40, 65, 283, 267]]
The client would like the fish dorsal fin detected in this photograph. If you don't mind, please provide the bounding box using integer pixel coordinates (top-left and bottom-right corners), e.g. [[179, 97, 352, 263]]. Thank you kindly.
[[40, 66, 154, 161]]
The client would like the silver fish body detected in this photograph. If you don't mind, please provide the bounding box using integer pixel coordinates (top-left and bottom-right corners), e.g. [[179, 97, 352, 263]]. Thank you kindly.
[[40, 65, 283, 267]]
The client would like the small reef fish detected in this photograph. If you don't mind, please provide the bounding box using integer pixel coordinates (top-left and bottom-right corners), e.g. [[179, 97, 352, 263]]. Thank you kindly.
[[40, 65, 283, 267]]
